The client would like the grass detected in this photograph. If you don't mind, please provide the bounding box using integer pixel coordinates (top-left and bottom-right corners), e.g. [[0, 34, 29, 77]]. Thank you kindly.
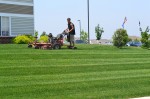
[[0, 44, 150, 99]]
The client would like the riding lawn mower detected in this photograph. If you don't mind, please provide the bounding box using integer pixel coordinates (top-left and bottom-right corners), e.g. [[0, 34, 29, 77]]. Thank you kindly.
[[28, 31, 77, 50]]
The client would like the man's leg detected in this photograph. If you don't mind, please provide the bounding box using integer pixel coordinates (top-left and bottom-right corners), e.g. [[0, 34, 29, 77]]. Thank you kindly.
[[69, 35, 75, 47], [72, 35, 75, 47], [70, 35, 73, 47], [72, 41, 75, 47], [70, 41, 72, 46]]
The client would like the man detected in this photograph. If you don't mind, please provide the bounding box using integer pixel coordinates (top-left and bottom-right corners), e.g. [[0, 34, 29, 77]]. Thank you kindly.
[[67, 18, 76, 47]]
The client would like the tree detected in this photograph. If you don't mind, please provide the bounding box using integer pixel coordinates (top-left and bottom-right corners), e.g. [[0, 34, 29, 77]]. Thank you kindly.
[[81, 30, 88, 43], [34, 31, 38, 37], [140, 26, 150, 48], [40, 31, 47, 37], [95, 24, 104, 40], [113, 29, 129, 48]]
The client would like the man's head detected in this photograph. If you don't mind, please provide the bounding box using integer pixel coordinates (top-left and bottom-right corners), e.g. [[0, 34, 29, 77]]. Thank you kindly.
[[67, 18, 71, 23]]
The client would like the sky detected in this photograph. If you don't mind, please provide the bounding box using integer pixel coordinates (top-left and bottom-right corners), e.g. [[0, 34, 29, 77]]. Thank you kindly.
[[34, 0, 150, 39]]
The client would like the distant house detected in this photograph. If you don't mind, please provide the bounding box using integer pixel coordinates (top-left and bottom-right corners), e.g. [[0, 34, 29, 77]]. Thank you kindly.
[[75, 37, 80, 41], [0, 0, 34, 43], [90, 39, 113, 45], [129, 36, 141, 41]]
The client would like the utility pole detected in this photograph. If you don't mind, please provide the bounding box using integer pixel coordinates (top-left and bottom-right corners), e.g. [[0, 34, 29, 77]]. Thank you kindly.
[[77, 20, 82, 40], [87, 0, 90, 44]]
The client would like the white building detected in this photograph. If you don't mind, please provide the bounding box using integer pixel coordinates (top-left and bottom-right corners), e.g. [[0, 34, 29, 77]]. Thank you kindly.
[[0, 0, 34, 37], [90, 39, 113, 45]]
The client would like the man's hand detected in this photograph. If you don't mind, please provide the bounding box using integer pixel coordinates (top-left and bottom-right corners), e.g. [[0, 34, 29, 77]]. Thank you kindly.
[[64, 29, 69, 33]]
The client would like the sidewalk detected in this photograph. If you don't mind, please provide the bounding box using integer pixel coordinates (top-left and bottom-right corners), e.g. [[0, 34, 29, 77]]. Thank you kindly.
[[130, 97, 150, 99]]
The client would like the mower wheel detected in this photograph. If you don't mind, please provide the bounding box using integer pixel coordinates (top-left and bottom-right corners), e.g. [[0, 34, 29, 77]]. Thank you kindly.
[[53, 44, 61, 50], [35, 46, 40, 49], [28, 44, 32, 48]]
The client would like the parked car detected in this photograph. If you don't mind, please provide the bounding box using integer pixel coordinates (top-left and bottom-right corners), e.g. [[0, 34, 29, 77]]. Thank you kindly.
[[126, 41, 142, 47], [75, 40, 86, 44]]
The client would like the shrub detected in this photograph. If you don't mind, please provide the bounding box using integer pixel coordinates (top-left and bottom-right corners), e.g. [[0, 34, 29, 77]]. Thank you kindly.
[[141, 32, 150, 48], [25, 34, 34, 41], [113, 29, 129, 48], [81, 30, 88, 43], [14, 35, 33, 44], [140, 26, 150, 49], [39, 35, 48, 43]]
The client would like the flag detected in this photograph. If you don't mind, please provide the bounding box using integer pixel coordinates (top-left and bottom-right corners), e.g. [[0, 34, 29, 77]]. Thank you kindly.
[[122, 17, 127, 29]]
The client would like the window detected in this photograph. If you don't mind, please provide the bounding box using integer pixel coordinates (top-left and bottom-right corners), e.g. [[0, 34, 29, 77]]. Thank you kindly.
[[1, 16, 10, 36], [0, 16, 2, 36]]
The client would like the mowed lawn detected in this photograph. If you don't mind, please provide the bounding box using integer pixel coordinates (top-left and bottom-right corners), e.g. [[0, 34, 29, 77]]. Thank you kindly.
[[0, 44, 150, 99]]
